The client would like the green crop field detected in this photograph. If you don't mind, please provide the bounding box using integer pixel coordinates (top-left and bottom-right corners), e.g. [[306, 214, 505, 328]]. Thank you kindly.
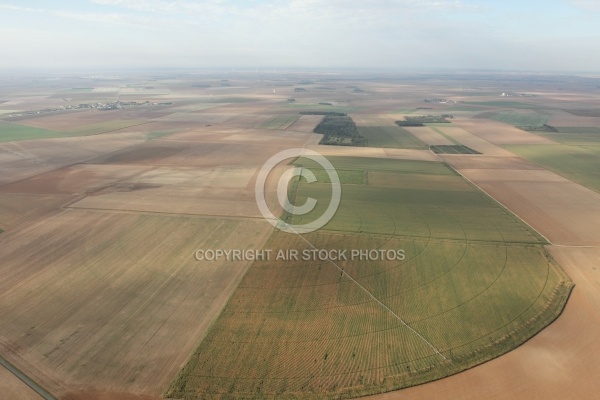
[[168, 156, 571, 399], [0, 122, 68, 142], [258, 114, 301, 130], [489, 111, 550, 127], [0, 120, 148, 142], [535, 127, 600, 145], [430, 145, 481, 154], [358, 126, 428, 149], [147, 129, 179, 140], [505, 144, 600, 194]]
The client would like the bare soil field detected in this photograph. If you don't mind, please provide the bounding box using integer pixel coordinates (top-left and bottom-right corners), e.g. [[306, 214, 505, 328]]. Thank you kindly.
[[431, 125, 515, 156], [165, 127, 312, 147], [549, 247, 600, 311], [68, 166, 262, 217], [0, 133, 147, 185], [454, 119, 557, 145], [153, 112, 236, 124], [221, 113, 276, 129], [17, 110, 148, 131], [446, 157, 600, 246], [286, 114, 324, 132], [0, 193, 73, 229], [547, 109, 600, 127], [403, 126, 454, 145], [351, 114, 397, 126], [0, 164, 152, 195], [0, 365, 42, 400], [0, 210, 273, 398]]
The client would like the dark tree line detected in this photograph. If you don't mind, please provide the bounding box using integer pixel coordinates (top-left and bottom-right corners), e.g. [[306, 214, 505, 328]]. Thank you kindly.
[[396, 115, 454, 126], [300, 111, 347, 116]]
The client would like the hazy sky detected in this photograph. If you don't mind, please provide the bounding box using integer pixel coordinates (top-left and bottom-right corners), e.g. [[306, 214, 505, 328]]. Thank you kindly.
[[1, 0, 600, 72]]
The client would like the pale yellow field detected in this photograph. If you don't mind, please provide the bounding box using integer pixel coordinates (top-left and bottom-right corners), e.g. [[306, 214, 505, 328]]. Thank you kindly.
[[431, 124, 515, 156], [403, 126, 454, 145], [286, 115, 324, 132], [0, 210, 273, 398]]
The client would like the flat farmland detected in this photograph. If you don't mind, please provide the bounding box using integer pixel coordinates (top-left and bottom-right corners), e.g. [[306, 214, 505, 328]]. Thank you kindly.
[[453, 119, 556, 145], [159, 127, 312, 147], [223, 114, 277, 129], [538, 127, 600, 145], [0, 164, 152, 195], [357, 126, 428, 149], [0, 364, 42, 400], [0, 132, 147, 185], [1, 75, 597, 400], [16, 110, 149, 131], [169, 156, 571, 399], [547, 109, 600, 127], [258, 114, 301, 130], [154, 112, 236, 124], [402, 126, 454, 146], [441, 155, 541, 170], [429, 124, 515, 156], [368, 246, 600, 400], [68, 166, 263, 218], [505, 144, 600, 193], [485, 110, 550, 127], [0, 121, 68, 142], [0, 210, 273, 399], [0, 193, 73, 229], [445, 155, 600, 246], [286, 115, 324, 132], [89, 140, 291, 168], [291, 157, 544, 243], [304, 137, 438, 162], [282, 103, 363, 114], [351, 114, 396, 126]]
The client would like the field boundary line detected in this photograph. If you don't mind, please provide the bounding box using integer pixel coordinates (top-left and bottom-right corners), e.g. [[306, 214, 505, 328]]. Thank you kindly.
[[0, 356, 57, 400], [447, 164, 554, 245], [550, 244, 600, 249], [278, 219, 450, 363]]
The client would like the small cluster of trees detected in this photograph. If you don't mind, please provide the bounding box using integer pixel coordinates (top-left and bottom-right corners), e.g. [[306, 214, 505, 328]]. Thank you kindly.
[[396, 115, 454, 127], [519, 124, 558, 132], [314, 115, 368, 147]]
